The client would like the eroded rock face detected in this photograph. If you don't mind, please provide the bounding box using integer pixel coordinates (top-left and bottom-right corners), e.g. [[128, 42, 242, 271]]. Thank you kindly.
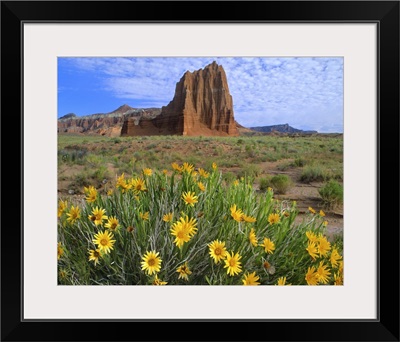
[[58, 62, 240, 137], [153, 61, 239, 136], [58, 105, 161, 137], [58, 105, 133, 137]]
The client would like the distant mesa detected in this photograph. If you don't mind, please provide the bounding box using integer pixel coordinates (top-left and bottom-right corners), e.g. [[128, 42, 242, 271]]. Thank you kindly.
[[250, 123, 318, 135], [57, 105, 161, 137]]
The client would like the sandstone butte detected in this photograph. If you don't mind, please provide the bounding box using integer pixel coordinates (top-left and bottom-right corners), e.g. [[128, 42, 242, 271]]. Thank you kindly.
[[58, 61, 240, 137], [121, 61, 239, 137]]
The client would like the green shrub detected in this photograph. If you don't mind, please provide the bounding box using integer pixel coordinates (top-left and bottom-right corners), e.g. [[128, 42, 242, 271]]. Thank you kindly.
[[70, 172, 91, 190], [300, 165, 328, 182], [237, 164, 262, 179], [58, 148, 87, 164], [259, 176, 272, 191], [92, 165, 110, 183], [222, 171, 237, 184], [277, 161, 292, 171], [269, 174, 293, 194], [245, 144, 256, 158], [318, 179, 343, 209], [259, 174, 292, 194], [293, 157, 306, 167]]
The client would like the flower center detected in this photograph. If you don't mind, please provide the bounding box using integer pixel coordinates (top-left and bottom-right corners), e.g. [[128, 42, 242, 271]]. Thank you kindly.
[[148, 258, 155, 266], [177, 231, 185, 239], [94, 251, 100, 257], [229, 259, 235, 267], [111, 223, 117, 229], [100, 238, 108, 246], [214, 248, 221, 255]]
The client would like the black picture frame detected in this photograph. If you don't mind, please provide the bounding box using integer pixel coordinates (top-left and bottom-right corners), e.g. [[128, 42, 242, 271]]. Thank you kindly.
[[2, 1, 399, 341]]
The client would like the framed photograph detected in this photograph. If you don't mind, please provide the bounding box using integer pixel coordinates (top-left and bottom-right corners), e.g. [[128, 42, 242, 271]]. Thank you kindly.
[[2, 1, 399, 341]]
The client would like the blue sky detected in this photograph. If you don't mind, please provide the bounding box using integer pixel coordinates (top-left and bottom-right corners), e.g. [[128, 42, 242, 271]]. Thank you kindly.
[[58, 57, 343, 133]]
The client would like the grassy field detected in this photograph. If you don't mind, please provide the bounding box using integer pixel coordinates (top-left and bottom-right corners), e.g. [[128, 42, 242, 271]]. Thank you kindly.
[[58, 133, 343, 195], [57, 133, 344, 285]]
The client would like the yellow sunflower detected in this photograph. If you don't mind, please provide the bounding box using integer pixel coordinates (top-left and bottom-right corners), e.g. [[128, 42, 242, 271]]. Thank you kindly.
[[330, 248, 343, 268], [306, 231, 318, 243], [88, 249, 102, 266], [316, 261, 331, 284], [84, 185, 97, 203], [170, 215, 198, 248], [152, 274, 167, 285], [338, 260, 344, 272], [142, 168, 152, 176], [242, 214, 256, 223], [104, 216, 119, 231], [242, 272, 260, 285], [182, 162, 194, 174], [116, 173, 131, 192], [306, 241, 319, 260], [88, 206, 108, 226], [163, 212, 174, 222], [176, 262, 192, 281], [317, 235, 331, 257], [334, 272, 343, 285], [198, 168, 209, 178], [141, 250, 162, 275], [182, 191, 198, 207], [268, 213, 280, 225], [308, 206, 316, 214], [130, 178, 147, 193], [197, 182, 206, 192], [224, 251, 242, 276], [66, 205, 81, 224], [230, 204, 244, 222], [57, 199, 68, 218], [92, 230, 116, 254], [319, 210, 325, 217], [260, 237, 275, 254], [171, 162, 182, 172], [116, 173, 126, 186], [57, 242, 64, 260], [305, 266, 319, 285], [212, 162, 217, 170], [191, 171, 198, 180], [208, 240, 227, 264], [248, 228, 258, 247], [139, 211, 149, 221]]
